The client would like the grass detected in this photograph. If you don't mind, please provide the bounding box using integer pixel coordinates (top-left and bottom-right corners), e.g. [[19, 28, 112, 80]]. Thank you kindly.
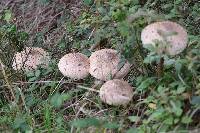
[[1, 0, 200, 132]]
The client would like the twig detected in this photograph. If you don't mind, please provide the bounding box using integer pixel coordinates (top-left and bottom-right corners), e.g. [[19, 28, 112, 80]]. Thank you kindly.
[[77, 85, 100, 93], [51, 76, 65, 95], [88, 27, 95, 40]]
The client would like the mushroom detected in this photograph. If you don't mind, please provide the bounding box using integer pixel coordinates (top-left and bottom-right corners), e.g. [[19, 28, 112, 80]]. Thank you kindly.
[[12, 47, 50, 71], [89, 49, 131, 81], [58, 53, 90, 79], [99, 79, 133, 105], [141, 21, 188, 56], [141, 21, 188, 77]]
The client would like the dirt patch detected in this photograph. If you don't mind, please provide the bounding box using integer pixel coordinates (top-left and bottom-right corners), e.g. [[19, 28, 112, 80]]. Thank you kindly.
[[0, 0, 82, 56]]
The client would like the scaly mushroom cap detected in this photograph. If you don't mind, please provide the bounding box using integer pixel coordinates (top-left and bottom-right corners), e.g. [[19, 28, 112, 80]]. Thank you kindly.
[[12, 47, 50, 71], [58, 53, 90, 79], [141, 21, 188, 55], [100, 79, 133, 105], [89, 49, 131, 81]]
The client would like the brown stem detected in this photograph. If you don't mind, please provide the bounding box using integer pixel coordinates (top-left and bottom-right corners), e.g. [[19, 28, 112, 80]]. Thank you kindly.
[[157, 57, 164, 78]]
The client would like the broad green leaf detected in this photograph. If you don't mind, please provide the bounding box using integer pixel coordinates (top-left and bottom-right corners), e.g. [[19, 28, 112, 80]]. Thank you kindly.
[[26, 71, 35, 77], [35, 70, 41, 77], [170, 100, 183, 116], [137, 78, 155, 91], [4, 10, 12, 22], [128, 116, 140, 122], [13, 117, 26, 129], [103, 122, 120, 129], [148, 109, 164, 121], [117, 21, 130, 37], [61, 93, 72, 101], [13, 117, 31, 132], [70, 118, 101, 128], [191, 96, 200, 105], [112, 9, 126, 21], [83, 0, 93, 6], [50, 93, 63, 108], [163, 116, 173, 125], [28, 77, 37, 82], [175, 62, 182, 73], [181, 116, 192, 124], [126, 128, 138, 133], [176, 85, 186, 94]]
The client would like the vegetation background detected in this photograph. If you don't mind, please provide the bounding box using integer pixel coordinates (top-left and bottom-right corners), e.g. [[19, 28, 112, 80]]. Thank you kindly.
[[0, 0, 200, 132]]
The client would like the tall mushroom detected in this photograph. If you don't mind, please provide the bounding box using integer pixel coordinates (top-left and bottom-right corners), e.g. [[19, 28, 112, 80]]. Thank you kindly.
[[99, 79, 133, 105], [58, 53, 90, 79], [89, 49, 131, 81], [141, 21, 188, 56], [141, 21, 188, 76], [12, 47, 50, 71]]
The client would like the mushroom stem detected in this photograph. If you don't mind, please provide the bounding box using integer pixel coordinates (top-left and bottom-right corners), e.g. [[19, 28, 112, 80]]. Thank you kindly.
[[157, 57, 164, 78]]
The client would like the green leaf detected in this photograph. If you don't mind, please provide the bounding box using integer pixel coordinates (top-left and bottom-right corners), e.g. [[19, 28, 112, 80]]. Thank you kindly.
[[181, 116, 192, 124], [4, 10, 12, 22], [38, 0, 50, 5], [35, 70, 41, 77], [149, 109, 164, 120], [176, 85, 186, 94], [112, 9, 126, 21], [117, 21, 130, 37], [70, 118, 101, 128], [175, 62, 182, 73], [28, 77, 37, 82], [128, 116, 140, 122], [50, 93, 63, 108], [61, 93, 72, 101], [191, 96, 200, 105], [83, 0, 93, 6], [103, 122, 120, 129], [44, 106, 51, 130], [13, 117, 31, 132], [126, 128, 138, 133], [26, 71, 35, 77], [137, 78, 155, 91], [13, 117, 26, 129], [170, 100, 183, 116], [163, 116, 173, 125]]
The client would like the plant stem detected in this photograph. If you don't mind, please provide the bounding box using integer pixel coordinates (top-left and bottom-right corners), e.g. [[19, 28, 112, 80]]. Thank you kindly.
[[0, 58, 15, 101], [157, 57, 164, 78]]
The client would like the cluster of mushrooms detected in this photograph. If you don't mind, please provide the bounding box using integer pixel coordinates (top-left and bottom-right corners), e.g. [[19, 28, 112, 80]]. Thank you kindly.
[[12, 21, 188, 106]]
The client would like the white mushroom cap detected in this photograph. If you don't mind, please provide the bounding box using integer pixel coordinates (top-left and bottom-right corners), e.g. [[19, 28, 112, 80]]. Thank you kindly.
[[89, 49, 131, 81], [12, 47, 50, 71], [141, 21, 188, 55], [99, 79, 133, 106], [58, 53, 90, 79]]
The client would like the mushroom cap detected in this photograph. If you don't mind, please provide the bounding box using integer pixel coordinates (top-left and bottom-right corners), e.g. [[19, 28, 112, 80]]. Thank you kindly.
[[89, 49, 131, 81], [141, 21, 188, 55], [99, 79, 133, 105], [58, 53, 90, 79], [12, 47, 50, 71]]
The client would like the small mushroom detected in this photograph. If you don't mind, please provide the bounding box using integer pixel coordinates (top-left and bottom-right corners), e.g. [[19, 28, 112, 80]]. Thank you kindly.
[[58, 53, 90, 79], [99, 79, 133, 105], [89, 49, 131, 81], [141, 21, 188, 55], [12, 47, 50, 71]]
